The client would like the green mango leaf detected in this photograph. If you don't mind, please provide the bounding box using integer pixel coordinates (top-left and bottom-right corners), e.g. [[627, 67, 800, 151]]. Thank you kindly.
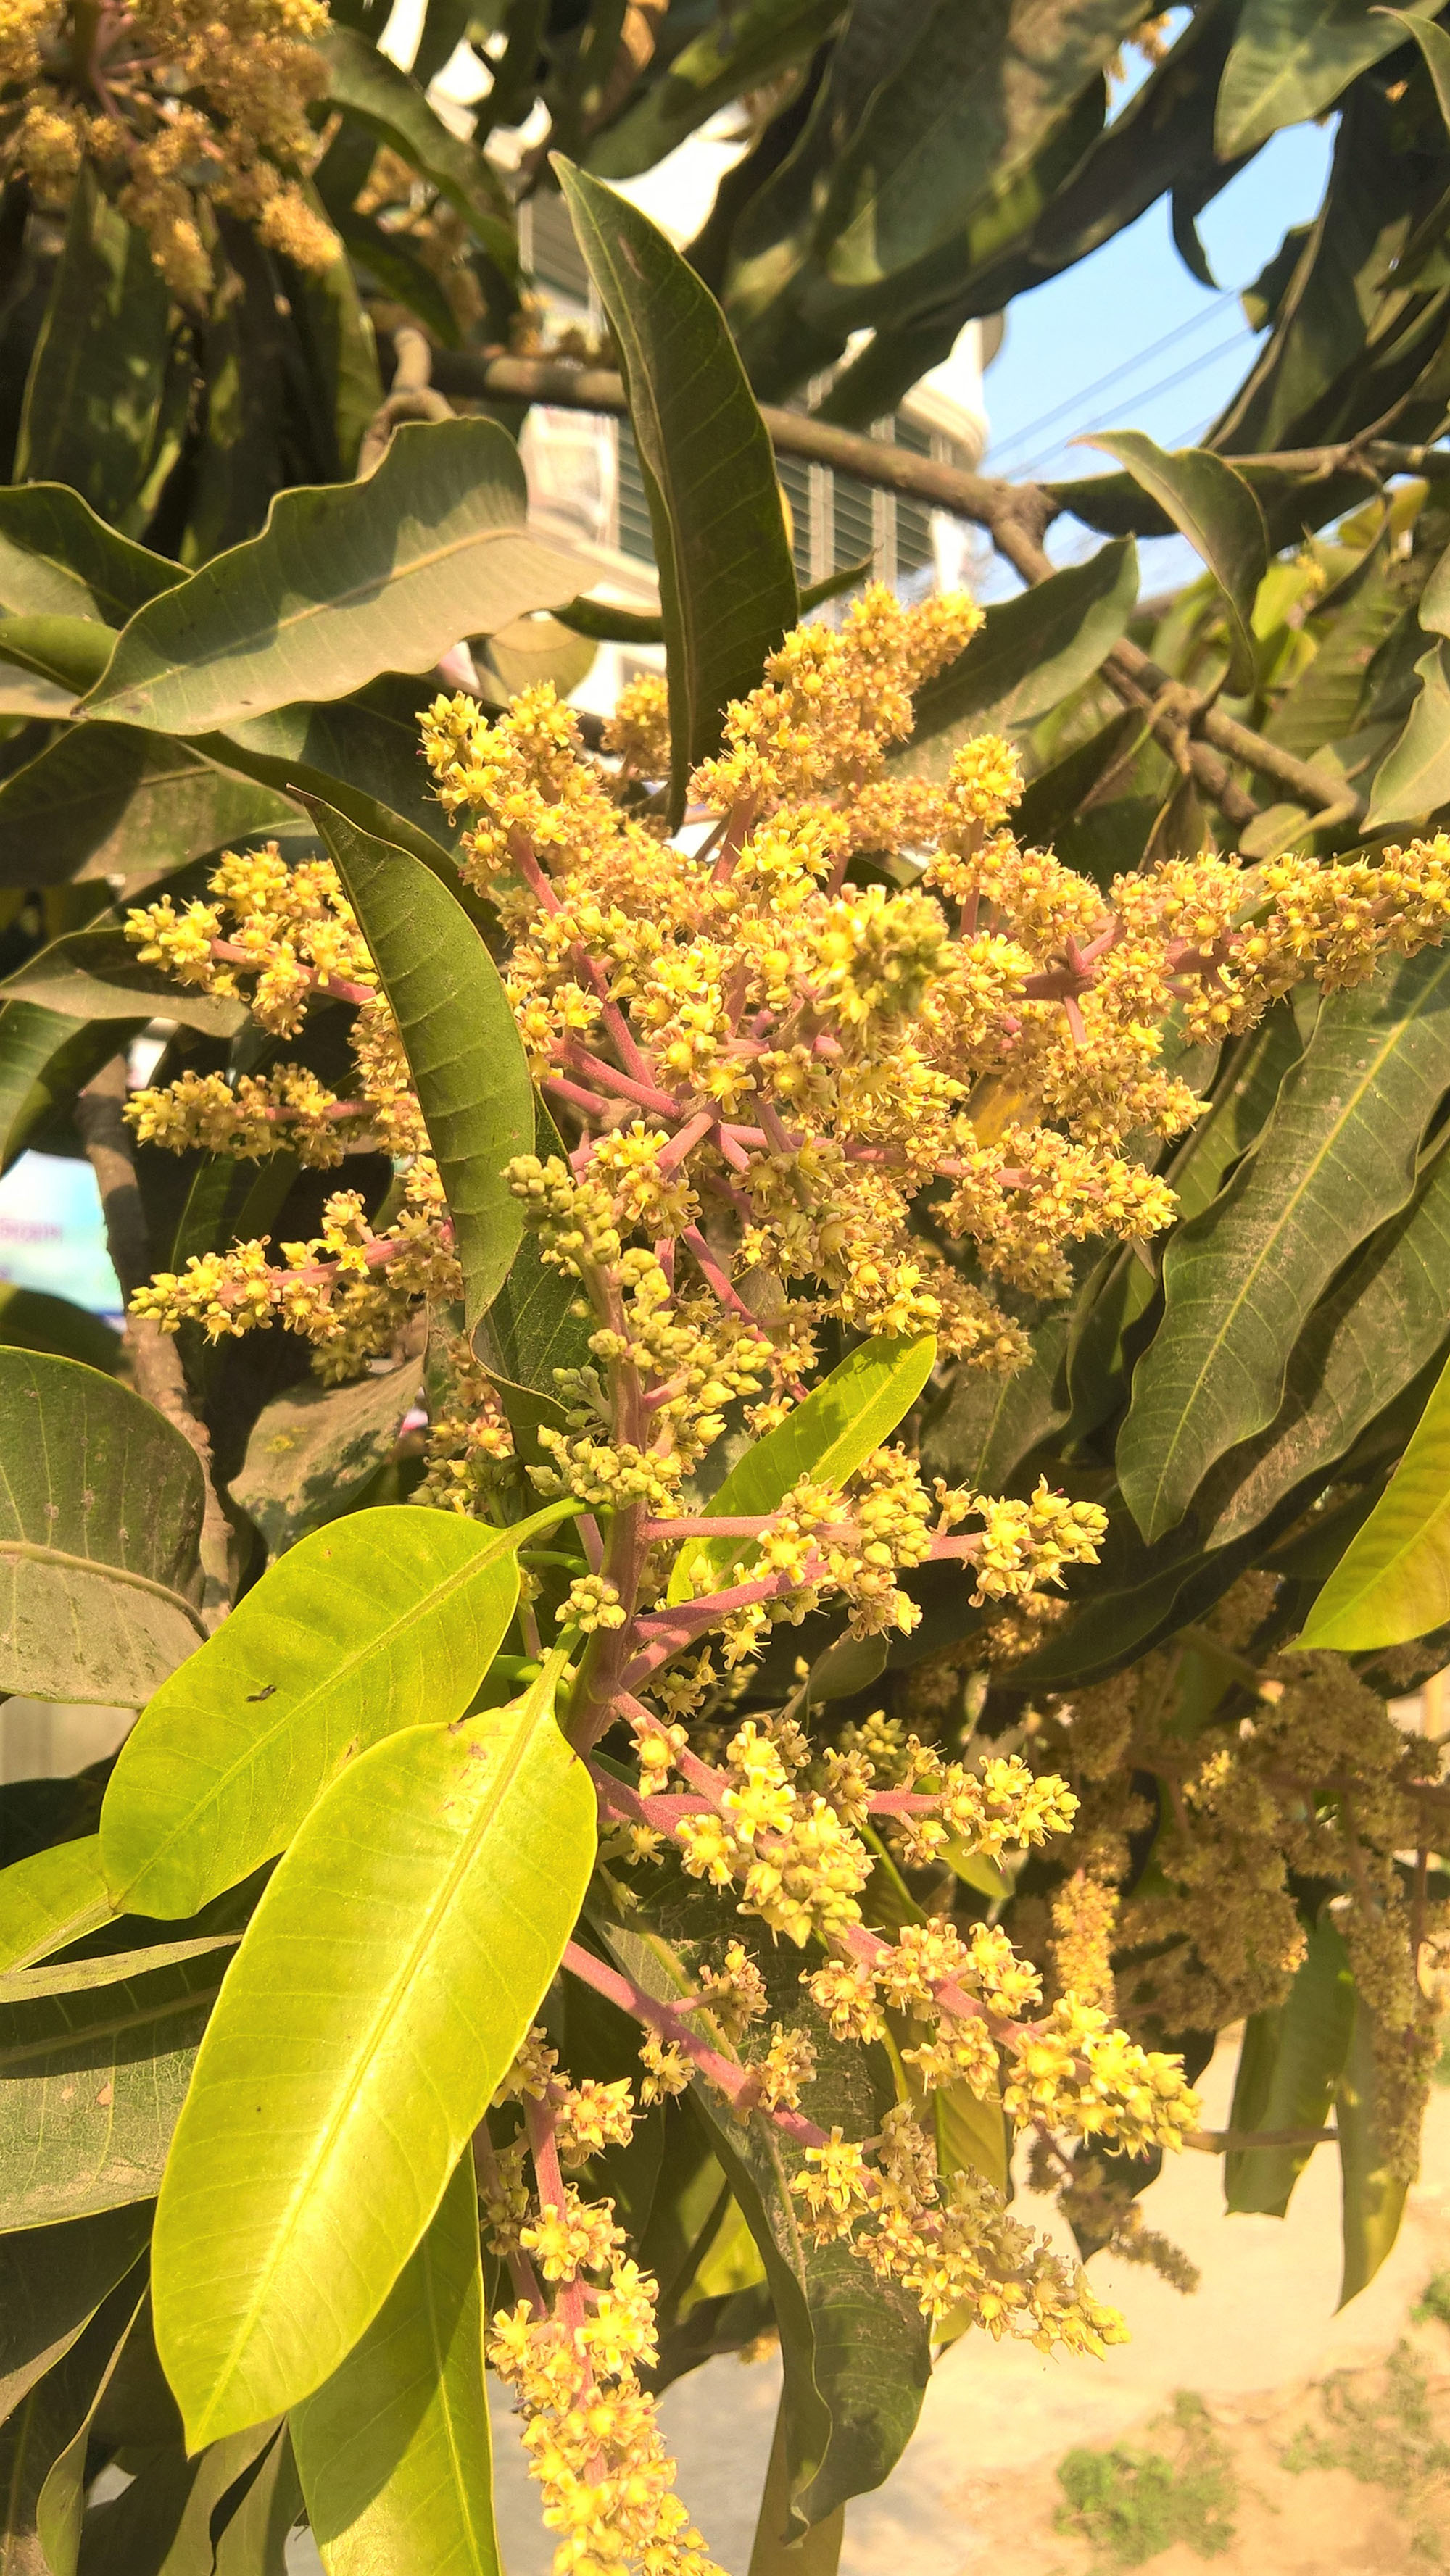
[[597, 1900, 929, 2531], [206, 678, 465, 876], [0, 1932, 241, 2003], [0, 613, 116, 695], [0, 485, 183, 625], [0, 999, 145, 1176], [292, 2151, 500, 2575], [1119, 947, 1450, 1543], [478, 611, 597, 712], [101, 1497, 573, 1919], [14, 167, 172, 529], [921, 1312, 1071, 1495], [0, 1836, 114, 1975], [308, 794, 535, 1324], [0, 724, 296, 890], [1225, 1919, 1354, 2216], [1204, 1134, 1450, 1550], [0, 1948, 227, 2227], [474, 1094, 596, 1458], [668, 1333, 935, 1605], [215, 2427, 303, 2574], [1084, 434, 1268, 692], [321, 25, 517, 267], [1298, 1341, 1450, 1647], [1337, 1987, 1409, 2308], [1216, 0, 1438, 161], [85, 418, 582, 736], [1, 2280, 144, 2573], [587, 0, 840, 178], [152, 1658, 595, 2445], [0, 661, 80, 718], [555, 160, 799, 826], [75, 2419, 283, 2576], [335, 204, 465, 349], [0, 1350, 207, 1705], [0, 2203, 151, 2426], [1367, 641, 1450, 827], [0, 923, 249, 1035], [903, 539, 1138, 768], [230, 1359, 423, 1557]]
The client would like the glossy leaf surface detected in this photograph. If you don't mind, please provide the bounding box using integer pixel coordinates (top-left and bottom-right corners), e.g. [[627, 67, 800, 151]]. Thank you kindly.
[[152, 1663, 595, 2444], [102, 1500, 571, 1918]]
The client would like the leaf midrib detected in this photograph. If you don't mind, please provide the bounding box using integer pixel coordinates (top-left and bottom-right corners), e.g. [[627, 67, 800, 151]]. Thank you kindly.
[[0, 1537, 205, 1632]]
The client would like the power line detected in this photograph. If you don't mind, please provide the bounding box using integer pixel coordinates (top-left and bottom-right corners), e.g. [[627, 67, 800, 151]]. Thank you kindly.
[[987, 294, 1235, 468], [1019, 329, 1252, 480]]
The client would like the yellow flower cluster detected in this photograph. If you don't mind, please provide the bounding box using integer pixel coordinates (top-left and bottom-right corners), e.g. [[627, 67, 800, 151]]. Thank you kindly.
[[1, 0, 334, 299]]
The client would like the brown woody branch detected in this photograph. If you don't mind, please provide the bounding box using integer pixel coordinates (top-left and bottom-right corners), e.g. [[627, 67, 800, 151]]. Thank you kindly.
[[76, 1056, 232, 1627], [423, 346, 1396, 836]]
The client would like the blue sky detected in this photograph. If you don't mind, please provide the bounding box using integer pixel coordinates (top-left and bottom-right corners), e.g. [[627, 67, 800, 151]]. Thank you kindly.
[[977, 112, 1336, 597]]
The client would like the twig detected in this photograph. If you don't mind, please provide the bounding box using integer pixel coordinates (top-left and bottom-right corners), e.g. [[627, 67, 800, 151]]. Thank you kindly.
[[76, 1056, 232, 1626]]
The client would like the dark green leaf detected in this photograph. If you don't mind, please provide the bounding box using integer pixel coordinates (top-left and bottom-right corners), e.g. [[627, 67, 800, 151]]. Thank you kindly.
[[0, 2205, 151, 2427], [0, 1350, 206, 1705], [1216, 0, 1436, 160], [1, 2282, 144, 2575], [1367, 641, 1450, 827], [1336, 1987, 1409, 2306], [292, 2151, 500, 2575], [230, 1359, 422, 1557], [0, 486, 182, 625], [0, 615, 115, 695], [205, 676, 464, 869], [587, 0, 842, 179], [86, 419, 582, 736], [0, 926, 248, 1036], [0, 726, 296, 890], [921, 1316, 1070, 1493], [0, 1002, 142, 1176], [1225, 1919, 1354, 2216], [100, 1498, 571, 1919], [74, 2421, 281, 2576], [309, 794, 534, 1324], [903, 540, 1138, 770], [152, 1660, 594, 2445], [335, 206, 465, 348], [474, 1095, 594, 1457], [1084, 434, 1268, 692], [1119, 947, 1450, 1542], [556, 160, 799, 825], [14, 170, 171, 529], [320, 26, 517, 264], [0, 1286, 119, 1376]]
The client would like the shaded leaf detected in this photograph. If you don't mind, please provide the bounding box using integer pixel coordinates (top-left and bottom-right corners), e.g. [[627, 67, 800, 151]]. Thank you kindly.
[[207, 677, 465, 872], [0, 726, 296, 890], [0, 2204, 151, 2428], [1298, 1339, 1450, 1648], [0, 1837, 113, 1977], [86, 419, 582, 736], [0, 1350, 206, 1705], [668, 1333, 935, 1604], [1225, 1919, 1354, 2216], [474, 1095, 595, 1458], [152, 1660, 594, 2444], [1216, 0, 1436, 161], [1119, 947, 1450, 1542], [0, 615, 115, 696], [556, 161, 799, 825], [0, 1948, 226, 2228], [308, 794, 535, 1324], [0, 926, 248, 1035], [0, 486, 182, 625], [101, 1498, 571, 1919], [14, 169, 171, 529], [1084, 433, 1267, 691], [292, 2151, 500, 2575], [321, 25, 517, 264], [1367, 640, 1450, 826], [230, 1360, 422, 1557], [921, 1313, 1070, 1495], [588, 0, 840, 179], [903, 539, 1138, 768], [1, 2281, 143, 2576], [0, 1286, 119, 1375], [1337, 1987, 1409, 2307]]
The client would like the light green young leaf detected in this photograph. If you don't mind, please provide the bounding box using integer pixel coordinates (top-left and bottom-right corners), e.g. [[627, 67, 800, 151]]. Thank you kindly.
[[0, 1350, 206, 1705], [1216, 0, 1437, 161], [152, 1659, 595, 2446], [0, 724, 295, 889], [307, 794, 536, 1323], [101, 1498, 573, 1919], [1337, 1987, 1409, 2307], [1225, 1919, 1354, 2216], [555, 160, 799, 826], [668, 1334, 935, 1605], [1298, 1341, 1450, 1648], [1119, 946, 1450, 1543], [0, 1835, 113, 1974], [1367, 641, 1450, 826], [292, 2151, 500, 2575], [0, 485, 183, 624], [903, 538, 1139, 768], [1083, 433, 1268, 691], [85, 419, 582, 735]]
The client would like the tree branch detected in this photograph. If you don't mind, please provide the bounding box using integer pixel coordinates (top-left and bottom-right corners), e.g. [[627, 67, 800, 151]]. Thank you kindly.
[[76, 1055, 232, 1626]]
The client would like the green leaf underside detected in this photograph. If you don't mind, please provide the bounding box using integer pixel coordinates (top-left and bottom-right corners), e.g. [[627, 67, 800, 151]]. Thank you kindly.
[[0, 1350, 206, 1706], [0, 1950, 225, 2228], [0, 925, 249, 1034], [84, 419, 583, 735], [1216, 0, 1436, 162], [556, 161, 800, 825], [1367, 641, 1450, 828], [101, 1500, 574, 1919], [1119, 947, 1450, 1542], [152, 1663, 595, 2445], [0, 2202, 152, 2425], [1225, 1920, 1354, 2216], [668, 1333, 936, 1604], [292, 2151, 500, 2575], [309, 797, 535, 1324], [229, 1361, 423, 1557], [0, 725, 295, 890], [1299, 1339, 1450, 1647], [1084, 433, 1268, 692], [0, 485, 183, 625]]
